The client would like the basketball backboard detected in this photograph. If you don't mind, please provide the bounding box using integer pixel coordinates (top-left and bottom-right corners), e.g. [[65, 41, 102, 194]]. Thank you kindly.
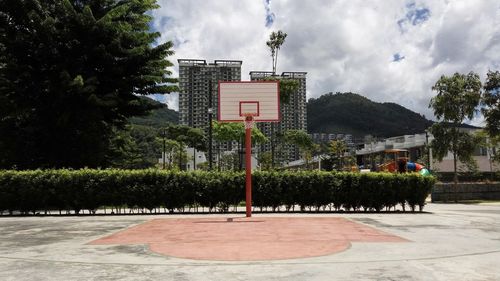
[[218, 81, 280, 122]]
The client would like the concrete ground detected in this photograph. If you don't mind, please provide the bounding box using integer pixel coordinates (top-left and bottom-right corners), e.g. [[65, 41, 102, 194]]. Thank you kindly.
[[0, 203, 499, 281]]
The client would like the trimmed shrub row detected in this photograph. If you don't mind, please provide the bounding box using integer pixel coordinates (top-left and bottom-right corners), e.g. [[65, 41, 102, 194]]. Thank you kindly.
[[0, 169, 435, 215]]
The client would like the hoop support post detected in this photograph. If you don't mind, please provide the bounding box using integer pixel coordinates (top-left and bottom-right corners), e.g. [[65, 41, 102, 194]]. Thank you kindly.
[[244, 115, 254, 217]]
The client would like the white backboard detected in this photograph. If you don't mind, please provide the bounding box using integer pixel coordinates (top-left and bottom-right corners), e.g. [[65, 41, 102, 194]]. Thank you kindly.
[[218, 81, 280, 122]]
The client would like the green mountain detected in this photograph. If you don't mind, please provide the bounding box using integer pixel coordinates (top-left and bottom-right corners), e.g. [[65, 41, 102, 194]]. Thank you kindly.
[[129, 96, 179, 128], [307, 92, 433, 137]]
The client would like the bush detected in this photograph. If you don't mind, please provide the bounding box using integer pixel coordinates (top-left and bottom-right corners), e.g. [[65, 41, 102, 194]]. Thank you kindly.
[[0, 169, 435, 215]]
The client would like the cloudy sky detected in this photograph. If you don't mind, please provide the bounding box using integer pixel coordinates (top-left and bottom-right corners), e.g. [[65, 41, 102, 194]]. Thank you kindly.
[[150, 0, 500, 124]]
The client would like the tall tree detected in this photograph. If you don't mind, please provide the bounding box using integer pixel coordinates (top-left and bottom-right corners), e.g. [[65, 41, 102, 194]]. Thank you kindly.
[[265, 30, 300, 168], [428, 72, 482, 185], [482, 70, 500, 137], [0, 0, 177, 169], [266, 30, 287, 74]]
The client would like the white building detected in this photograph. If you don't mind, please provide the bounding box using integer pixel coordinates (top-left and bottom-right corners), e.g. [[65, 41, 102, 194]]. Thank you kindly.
[[356, 130, 499, 173], [159, 147, 207, 171]]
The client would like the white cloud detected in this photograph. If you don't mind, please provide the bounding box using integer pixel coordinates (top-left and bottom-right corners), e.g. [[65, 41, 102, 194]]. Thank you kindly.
[[152, 0, 500, 124]]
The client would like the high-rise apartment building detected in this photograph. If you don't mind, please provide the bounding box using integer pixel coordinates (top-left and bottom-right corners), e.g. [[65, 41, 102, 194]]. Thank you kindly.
[[177, 59, 242, 163], [249, 71, 307, 163], [178, 59, 242, 127]]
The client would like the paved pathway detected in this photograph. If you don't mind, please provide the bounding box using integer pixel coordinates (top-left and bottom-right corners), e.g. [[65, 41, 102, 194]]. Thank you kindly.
[[0, 203, 499, 280]]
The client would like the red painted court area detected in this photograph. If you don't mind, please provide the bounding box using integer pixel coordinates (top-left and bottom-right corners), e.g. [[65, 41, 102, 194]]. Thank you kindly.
[[90, 217, 407, 261]]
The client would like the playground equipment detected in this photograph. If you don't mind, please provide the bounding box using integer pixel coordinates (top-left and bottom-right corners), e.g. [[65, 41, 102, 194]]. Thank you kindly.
[[377, 149, 430, 175]]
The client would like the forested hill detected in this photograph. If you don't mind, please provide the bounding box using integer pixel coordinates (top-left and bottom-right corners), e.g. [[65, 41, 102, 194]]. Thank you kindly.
[[307, 92, 433, 137], [129, 96, 179, 127]]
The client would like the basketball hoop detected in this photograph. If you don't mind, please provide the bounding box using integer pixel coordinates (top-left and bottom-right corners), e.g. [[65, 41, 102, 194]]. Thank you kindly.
[[244, 115, 254, 129], [217, 81, 280, 218]]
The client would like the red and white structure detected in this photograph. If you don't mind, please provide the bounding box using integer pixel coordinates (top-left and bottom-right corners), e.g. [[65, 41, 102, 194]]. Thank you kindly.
[[218, 81, 280, 217]]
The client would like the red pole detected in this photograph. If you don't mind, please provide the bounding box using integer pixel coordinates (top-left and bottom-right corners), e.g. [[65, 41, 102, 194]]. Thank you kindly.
[[245, 117, 252, 217]]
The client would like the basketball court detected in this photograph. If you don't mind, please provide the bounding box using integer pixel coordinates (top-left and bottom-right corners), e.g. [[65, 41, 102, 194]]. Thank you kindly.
[[1, 83, 498, 279], [91, 82, 403, 261], [89, 217, 407, 261]]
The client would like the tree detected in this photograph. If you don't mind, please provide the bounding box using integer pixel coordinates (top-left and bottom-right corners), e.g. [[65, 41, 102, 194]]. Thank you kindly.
[[163, 124, 204, 170], [108, 125, 162, 169], [328, 140, 348, 171], [162, 139, 183, 170], [266, 30, 287, 74], [0, 0, 177, 169], [482, 70, 500, 137], [428, 72, 482, 185], [476, 130, 500, 179], [264, 30, 301, 168], [185, 128, 206, 170], [257, 151, 273, 170], [107, 127, 143, 169], [213, 122, 240, 170], [213, 121, 268, 170], [284, 129, 315, 168]]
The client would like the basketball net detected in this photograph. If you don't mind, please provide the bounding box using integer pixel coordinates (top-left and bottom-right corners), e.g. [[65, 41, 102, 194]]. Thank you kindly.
[[244, 115, 254, 129]]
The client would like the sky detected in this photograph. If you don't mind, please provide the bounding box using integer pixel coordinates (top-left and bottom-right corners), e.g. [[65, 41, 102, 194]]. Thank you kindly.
[[150, 0, 500, 125]]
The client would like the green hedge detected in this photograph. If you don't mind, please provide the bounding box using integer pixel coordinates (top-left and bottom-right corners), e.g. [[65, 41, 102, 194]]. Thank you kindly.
[[0, 169, 435, 215]]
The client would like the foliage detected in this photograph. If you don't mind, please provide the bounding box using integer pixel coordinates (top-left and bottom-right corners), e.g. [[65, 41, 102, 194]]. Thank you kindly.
[[284, 130, 314, 151], [429, 72, 482, 184], [430, 72, 482, 123], [163, 124, 206, 151], [307, 92, 434, 137], [185, 127, 207, 152], [160, 139, 184, 169], [218, 152, 239, 171], [212, 121, 268, 170], [184, 127, 205, 170], [213, 122, 241, 142], [428, 124, 478, 162], [258, 152, 273, 170], [161, 124, 203, 170], [108, 125, 161, 169], [475, 130, 500, 164], [0, 0, 177, 169], [284, 130, 317, 167], [482, 70, 500, 137], [266, 30, 287, 74], [0, 169, 435, 215], [129, 97, 179, 128], [212, 122, 268, 144], [327, 140, 348, 170], [263, 76, 299, 104]]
